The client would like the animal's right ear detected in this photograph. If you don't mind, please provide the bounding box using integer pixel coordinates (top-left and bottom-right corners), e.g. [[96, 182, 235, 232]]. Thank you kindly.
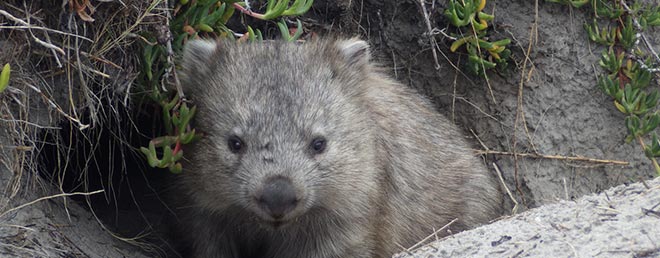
[[183, 40, 218, 64], [335, 38, 370, 68], [179, 40, 219, 93]]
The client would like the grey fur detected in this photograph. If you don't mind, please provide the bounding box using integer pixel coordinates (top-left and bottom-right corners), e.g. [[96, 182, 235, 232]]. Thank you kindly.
[[173, 38, 502, 258]]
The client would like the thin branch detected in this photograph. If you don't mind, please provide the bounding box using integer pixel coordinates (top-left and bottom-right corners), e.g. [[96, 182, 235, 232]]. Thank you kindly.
[[232, 2, 266, 19], [0, 118, 61, 130], [492, 162, 519, 214], [0, 9, 65, 56], [406, 218, 458, 251], [417, 0, 441, 70], [24, 84, 90, 130], [475, 149, 630, 166], [466, 4, 496, 103], [0, 190, 104, 218], [0, 26, 93, 42], [162, 0, 184, 102]]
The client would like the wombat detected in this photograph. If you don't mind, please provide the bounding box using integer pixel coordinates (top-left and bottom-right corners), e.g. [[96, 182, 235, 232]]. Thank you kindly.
[[173, 38, 502, 258]]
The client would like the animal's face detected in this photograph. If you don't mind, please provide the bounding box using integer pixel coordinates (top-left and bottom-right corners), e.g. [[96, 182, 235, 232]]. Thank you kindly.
[[178, 39, 379, 226]]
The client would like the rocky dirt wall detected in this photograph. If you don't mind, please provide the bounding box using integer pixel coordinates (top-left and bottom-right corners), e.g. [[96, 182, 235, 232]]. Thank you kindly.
[[348, 0, 660, 210]]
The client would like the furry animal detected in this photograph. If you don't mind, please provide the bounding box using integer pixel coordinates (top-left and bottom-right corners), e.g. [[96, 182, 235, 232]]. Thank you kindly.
[[173, 38, 502, 258]]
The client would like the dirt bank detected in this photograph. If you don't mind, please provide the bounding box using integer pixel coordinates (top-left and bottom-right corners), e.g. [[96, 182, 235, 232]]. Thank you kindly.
[[349, 0, 660, 211]]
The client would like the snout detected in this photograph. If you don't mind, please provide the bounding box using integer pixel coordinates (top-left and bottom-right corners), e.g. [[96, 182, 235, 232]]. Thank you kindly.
[[255, 176, 300, 220]]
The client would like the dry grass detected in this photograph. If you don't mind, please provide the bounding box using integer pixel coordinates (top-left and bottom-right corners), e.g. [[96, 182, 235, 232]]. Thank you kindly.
[[0, 0, 155, 186], [0, 0, 170, 254]]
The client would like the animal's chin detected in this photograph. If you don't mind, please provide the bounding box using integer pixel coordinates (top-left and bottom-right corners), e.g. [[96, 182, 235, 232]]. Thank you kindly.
[[260, 219, 291, 229], [252, 210, 306, 230]]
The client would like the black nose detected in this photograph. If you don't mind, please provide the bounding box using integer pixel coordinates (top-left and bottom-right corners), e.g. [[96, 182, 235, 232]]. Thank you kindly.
[[256, 177, 299, 219]]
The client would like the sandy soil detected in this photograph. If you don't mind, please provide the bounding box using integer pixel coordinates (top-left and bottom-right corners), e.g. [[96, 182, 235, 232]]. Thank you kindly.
[[395, 177, 660, 257]]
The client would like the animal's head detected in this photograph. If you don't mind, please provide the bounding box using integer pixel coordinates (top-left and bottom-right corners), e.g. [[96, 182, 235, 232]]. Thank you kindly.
[[178, 38, 379, 227]]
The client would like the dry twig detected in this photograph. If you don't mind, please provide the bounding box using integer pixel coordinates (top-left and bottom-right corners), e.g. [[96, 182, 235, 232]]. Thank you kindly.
[[475, 149, 630, 166], [492, 162, 519, 214], [0, 9, 65, 56], [0, 190, 104, 218], [511, 0, 540, 206], [405, 218, 459, 252]]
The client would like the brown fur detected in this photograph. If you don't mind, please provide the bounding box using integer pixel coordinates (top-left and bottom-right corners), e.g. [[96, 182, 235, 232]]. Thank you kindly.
[[172, 38, 502, 258]]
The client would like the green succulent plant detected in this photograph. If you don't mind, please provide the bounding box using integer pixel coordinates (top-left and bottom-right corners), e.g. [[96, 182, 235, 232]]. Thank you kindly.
[[444, 0, 511, 76]]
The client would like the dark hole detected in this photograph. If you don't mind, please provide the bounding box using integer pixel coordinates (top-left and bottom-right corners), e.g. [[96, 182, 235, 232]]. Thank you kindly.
[[37, 95, 180, 257]]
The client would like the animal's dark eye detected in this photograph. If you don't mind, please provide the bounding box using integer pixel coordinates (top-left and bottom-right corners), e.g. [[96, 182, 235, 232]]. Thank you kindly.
[[227, 135, 244, 153], [310, 137, 327, 154]]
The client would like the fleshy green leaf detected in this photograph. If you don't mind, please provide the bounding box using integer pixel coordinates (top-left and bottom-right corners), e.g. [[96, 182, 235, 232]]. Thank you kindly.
[[0, 63, 10, 93]]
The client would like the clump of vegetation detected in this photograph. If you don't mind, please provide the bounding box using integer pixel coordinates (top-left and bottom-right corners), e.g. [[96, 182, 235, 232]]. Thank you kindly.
[[139, 0, 312, 173], [547, 0, 660, 175], [443, 0, 511, 76]]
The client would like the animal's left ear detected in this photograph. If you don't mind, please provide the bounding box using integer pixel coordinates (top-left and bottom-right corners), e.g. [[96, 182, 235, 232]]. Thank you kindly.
[[179, 40, 218, 88], [335, 38, 370, 68], [182, 39, 218, 68]]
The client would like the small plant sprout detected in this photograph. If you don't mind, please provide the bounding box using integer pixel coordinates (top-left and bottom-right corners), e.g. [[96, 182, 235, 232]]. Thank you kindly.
[[139, 0, 313, 173], [443, 0, 512, 76], [0, 63, 10, 93], [584, 20, 617, 46], [246, 19, 303, 42], [593, 0, 624, 19], [246, 26, 264, 42], [232, 0, 313, 20], [278, 19, 304, 42], [640, 5, 660, 28], [545, 0, 590, 8]]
